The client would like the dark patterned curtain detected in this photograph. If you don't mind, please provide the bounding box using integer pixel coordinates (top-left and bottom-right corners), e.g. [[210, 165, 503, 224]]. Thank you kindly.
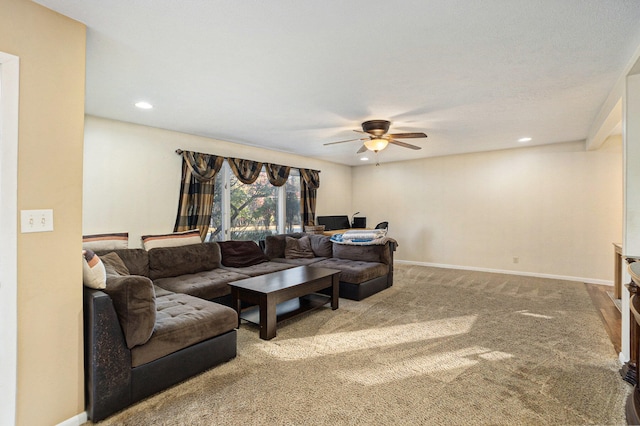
[[174, 151, 224, 240], [265, 163, 291, 187], [299, 168, 320, 226], [227, 157, 263, 184]]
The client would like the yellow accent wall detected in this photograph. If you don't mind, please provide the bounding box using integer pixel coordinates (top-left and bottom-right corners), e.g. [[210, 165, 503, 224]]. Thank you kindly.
[[0, 0, 86, 424]]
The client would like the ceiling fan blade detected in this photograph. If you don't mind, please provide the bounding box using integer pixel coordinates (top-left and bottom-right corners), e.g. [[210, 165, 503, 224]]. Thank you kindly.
[[387, 132, 428, 139], [388, 139, 422, 150], [356, 144, 368, 154], [323, 137, 366, 146]]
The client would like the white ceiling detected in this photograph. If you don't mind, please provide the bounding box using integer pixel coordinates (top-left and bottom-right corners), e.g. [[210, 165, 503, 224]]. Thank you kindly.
[[35, 0, 640, 166]]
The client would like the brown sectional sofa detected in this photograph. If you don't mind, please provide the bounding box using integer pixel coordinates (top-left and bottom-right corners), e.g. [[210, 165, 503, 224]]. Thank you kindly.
[[85, 237, 395, 420], [85, 241, 300, 421], [263, 233, 397, 301]]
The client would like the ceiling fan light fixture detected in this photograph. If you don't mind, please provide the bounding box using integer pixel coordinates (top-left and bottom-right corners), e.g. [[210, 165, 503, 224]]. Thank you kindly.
[[364, 138, 388, 152], [135, 101, 153, 109]]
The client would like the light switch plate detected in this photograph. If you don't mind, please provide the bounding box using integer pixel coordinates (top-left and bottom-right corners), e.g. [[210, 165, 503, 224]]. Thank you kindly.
[[20, 209, 54, 233]]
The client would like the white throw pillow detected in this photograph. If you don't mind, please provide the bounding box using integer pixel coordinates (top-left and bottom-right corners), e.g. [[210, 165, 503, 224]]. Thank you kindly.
[[82, 249, 107, 289]]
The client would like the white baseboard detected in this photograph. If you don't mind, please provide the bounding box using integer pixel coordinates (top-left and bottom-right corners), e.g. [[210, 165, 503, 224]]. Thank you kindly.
[[394, 260, 614, 286], [56, 412, 87, 426], [620, 351, 629, 365]]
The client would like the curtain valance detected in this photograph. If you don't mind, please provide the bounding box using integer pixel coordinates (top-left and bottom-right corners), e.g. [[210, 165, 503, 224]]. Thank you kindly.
[[174, 151, 225, 239], [265, 163, 291, 187], [299, 168, 320, 189], [175, 149, 320, 188], [227, 157, 263, 184], [174, 149, 321, 233], [183, 151, 225, 182]]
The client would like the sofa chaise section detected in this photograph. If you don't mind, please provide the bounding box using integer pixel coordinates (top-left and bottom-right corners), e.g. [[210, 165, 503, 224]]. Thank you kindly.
[[84, 286, 237, 421], [85, 245, 239, 421]]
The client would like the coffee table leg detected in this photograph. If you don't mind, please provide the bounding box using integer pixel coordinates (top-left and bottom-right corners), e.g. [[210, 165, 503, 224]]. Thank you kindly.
[[231, 288, 241, 328], [331, 274, 339, 310], [260, 294, 278, 340]]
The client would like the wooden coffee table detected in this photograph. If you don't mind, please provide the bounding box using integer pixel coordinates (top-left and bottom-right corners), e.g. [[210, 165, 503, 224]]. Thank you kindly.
[[229, 266, 340, 340]]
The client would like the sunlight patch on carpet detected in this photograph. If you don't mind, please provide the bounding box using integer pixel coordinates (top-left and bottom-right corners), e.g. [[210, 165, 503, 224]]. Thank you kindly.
[[254, 315, 477, 361], [516, 309, 554, 319], [336, 346, 513, 385]]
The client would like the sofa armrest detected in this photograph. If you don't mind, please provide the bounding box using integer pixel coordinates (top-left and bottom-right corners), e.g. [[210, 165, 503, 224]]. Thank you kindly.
[[332, 240, 396, 265], [83, 288, 132, 421]]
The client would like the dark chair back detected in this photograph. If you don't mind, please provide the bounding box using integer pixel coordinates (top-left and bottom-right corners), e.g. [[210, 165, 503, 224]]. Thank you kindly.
[[352, 217, 367, 228], [375, 221, 388, 230]]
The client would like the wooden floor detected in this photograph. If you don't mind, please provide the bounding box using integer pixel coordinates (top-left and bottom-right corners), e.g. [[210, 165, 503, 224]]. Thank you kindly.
[[586, 283, 622, 354]]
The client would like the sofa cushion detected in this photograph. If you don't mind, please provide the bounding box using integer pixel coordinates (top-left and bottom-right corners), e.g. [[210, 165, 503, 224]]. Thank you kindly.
[[310, 258, 388, 284], [130, 293, 237, 367], [154, 269, 250, 300], [96, 248, 149, 277], [308, 234, 333, 257], [332, 243, 391, 265], [141, 229, 202, 251], [220, 261, 295, 277], [148, 243, 220, 280], [218, 240, 269, 267], [101, 252, 131, 276], [82, 249, 106, 289], [103, 274, 156, 349], [83, 232, 129, 251], [285, 236, 314, 259], [264, 233, 306, 259]]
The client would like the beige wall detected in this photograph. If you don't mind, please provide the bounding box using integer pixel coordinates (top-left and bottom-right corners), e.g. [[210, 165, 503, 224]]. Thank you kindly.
[[0, 0, 86, 425], [83, 116, 353, 246], [85, 114, 623, 283], [353, 139, 623, 283]]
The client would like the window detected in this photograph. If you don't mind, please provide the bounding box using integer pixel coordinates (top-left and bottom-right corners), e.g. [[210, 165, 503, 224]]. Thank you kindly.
[[207, 164, 302, 242]]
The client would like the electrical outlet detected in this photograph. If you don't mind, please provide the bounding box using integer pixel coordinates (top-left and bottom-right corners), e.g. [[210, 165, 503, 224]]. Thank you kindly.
[[513, 256, 519, 264], [20, 209, 54, 233]]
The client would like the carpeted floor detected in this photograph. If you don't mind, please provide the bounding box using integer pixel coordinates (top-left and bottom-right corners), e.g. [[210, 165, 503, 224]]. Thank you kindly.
[[90, 264, 630, 425]]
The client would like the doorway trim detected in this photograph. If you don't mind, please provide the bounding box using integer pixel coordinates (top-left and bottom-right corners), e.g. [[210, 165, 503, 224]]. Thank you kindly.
[[0, 50, 19, 426]]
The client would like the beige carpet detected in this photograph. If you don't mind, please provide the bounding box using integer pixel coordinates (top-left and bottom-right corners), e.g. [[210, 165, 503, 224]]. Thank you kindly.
[[90, 264, 630, 425]]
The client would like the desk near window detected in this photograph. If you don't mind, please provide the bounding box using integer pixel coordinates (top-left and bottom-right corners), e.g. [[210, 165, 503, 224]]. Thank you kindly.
[[317, 215, 367, 231], [322, 228, 369, 236]]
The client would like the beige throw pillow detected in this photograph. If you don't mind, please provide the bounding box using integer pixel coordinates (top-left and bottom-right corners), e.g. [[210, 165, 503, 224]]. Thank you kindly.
[[82, 232, 129, 251], [141, 229, 202, 251]]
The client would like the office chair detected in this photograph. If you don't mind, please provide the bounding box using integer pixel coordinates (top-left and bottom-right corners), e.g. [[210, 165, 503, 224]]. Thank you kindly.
[[375, 221, 388, 230]]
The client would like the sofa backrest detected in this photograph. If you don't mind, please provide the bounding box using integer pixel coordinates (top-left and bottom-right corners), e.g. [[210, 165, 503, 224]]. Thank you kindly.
[[96, 248, 150, 277], [264, 233, 332, 259], [148, 242, 221, 280], [332, 242, 392, 265], [263, 233, 306, 259]]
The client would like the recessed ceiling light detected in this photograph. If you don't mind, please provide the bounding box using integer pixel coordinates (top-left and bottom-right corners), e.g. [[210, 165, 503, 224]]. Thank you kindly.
[[360, 157, 369, 161], [135, 101, 153, 109], [518, 137, 532, 143]]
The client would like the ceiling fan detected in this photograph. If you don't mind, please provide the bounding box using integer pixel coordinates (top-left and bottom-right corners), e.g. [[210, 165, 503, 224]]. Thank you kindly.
[[324, 120, 427, 153]]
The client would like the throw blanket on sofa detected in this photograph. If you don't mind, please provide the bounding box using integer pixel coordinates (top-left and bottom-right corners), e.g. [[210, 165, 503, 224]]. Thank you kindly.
[[330, 229, 396, 246]]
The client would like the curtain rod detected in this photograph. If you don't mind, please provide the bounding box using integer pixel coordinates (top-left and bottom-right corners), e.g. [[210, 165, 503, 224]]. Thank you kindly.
[[174, 149, 320, 173]]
